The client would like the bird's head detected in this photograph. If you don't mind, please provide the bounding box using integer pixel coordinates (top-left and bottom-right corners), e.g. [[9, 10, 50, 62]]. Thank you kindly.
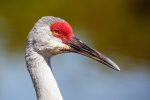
[[28, 16, 120, 71]]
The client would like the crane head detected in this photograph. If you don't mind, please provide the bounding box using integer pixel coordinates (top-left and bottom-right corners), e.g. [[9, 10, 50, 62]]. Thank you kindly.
[[28, 16, 120, 71]]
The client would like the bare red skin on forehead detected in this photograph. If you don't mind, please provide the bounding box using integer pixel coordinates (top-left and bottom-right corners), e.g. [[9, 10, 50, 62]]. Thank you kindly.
[[50, 21, 74, 42]]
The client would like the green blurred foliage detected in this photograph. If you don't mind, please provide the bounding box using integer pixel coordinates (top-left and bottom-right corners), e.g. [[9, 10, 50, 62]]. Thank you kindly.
[[0, 0, 150, 60]]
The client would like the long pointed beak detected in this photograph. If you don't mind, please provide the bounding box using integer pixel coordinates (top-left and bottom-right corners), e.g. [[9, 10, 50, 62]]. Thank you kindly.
[[65, 37, 120, 71]]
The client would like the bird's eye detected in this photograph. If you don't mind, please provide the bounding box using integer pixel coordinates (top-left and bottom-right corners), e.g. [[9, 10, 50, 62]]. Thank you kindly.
[[52, 30, 61, 36]]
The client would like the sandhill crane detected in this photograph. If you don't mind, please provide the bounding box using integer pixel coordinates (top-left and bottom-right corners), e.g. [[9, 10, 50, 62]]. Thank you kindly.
[[25, 16, 120, 100]]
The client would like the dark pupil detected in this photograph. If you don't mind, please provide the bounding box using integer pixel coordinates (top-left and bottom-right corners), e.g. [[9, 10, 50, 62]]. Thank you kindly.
[[55, 30, 59, 33]]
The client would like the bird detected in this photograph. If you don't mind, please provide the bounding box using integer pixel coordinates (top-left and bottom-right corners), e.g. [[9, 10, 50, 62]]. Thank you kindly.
[[25, 16, 120, 100]]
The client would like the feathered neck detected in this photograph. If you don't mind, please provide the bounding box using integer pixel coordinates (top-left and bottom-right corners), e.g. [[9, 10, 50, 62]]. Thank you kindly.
[[25, 45, 63, 100]]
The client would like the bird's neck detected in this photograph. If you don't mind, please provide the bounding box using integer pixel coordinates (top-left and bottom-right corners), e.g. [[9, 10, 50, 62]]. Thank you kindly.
[[25, 47, 63, 100]]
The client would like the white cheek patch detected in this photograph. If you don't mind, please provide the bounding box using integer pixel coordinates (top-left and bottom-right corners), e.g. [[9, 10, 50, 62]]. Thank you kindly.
[[48, 38, 70, 52]]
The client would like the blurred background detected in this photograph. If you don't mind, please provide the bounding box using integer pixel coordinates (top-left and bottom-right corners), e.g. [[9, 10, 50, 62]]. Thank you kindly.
[[0, 0, 150, 100]]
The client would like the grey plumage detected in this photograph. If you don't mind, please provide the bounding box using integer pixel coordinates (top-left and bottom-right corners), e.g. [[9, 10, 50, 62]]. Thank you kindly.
[[26, 16, 66, 100], [25, 16, 120, 100]]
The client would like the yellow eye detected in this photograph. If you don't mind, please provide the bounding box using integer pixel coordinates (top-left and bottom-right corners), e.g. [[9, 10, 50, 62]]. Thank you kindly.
[[52, 30, 61, 36]]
